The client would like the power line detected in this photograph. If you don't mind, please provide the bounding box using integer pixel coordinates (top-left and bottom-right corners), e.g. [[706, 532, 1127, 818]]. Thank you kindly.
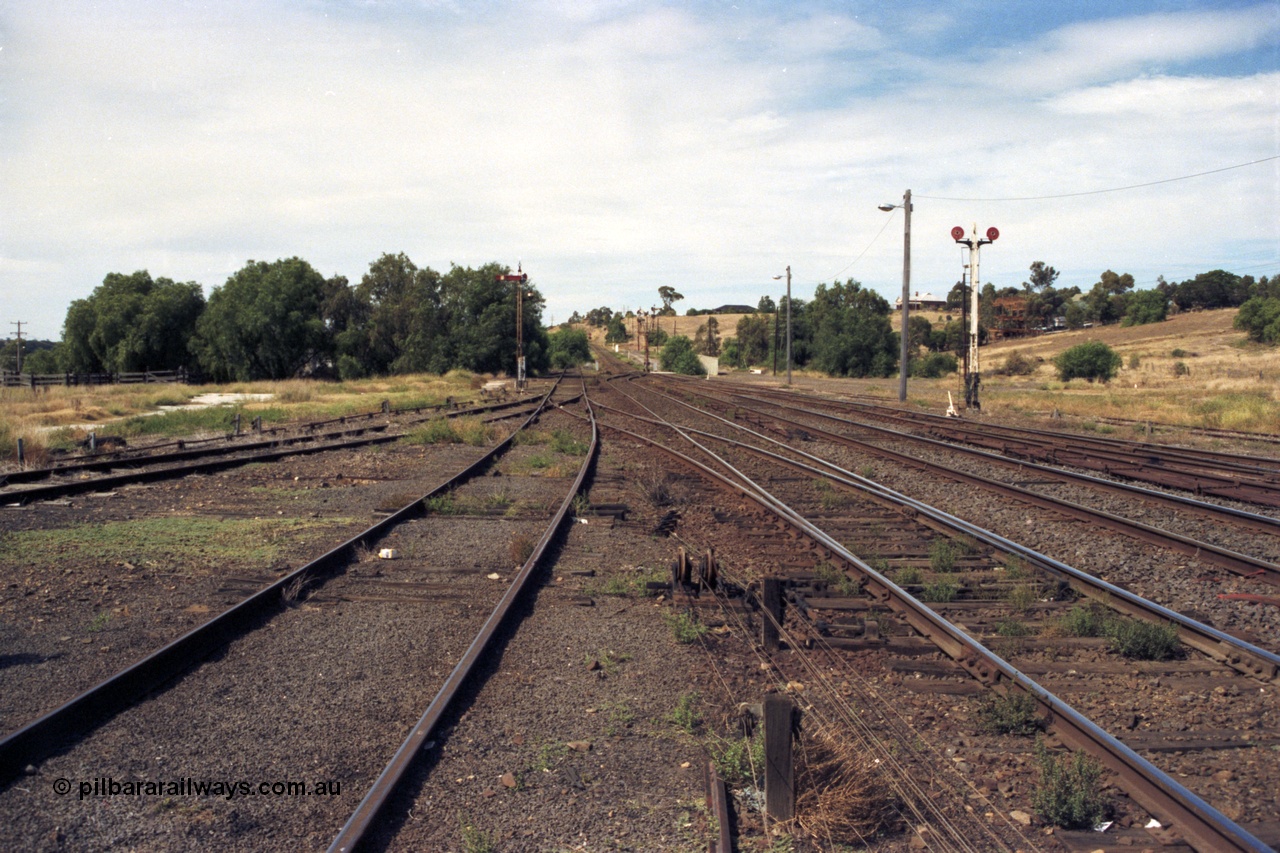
[[819, 206, 898, 283], [916, 155, 1280, 202]]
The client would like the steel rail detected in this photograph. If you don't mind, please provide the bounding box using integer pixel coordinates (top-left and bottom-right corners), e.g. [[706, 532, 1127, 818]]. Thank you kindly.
[[650, 379, 1280, 584], [0, 393, 545, 488], [727, 382, 1280, 478], [588, 390, 1273, 853], [328, 386, 599, 852], [671, 378, 1280, 540], [717, 384, 1280, 503], [605, 393, 1280, 684], [0, 383, 562, 786], [0, 398, 550, 505]]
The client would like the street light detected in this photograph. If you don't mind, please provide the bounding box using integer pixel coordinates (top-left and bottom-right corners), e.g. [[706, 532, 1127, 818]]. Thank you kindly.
[[878, 190, 911, 402], [771, 266, 792, 385]]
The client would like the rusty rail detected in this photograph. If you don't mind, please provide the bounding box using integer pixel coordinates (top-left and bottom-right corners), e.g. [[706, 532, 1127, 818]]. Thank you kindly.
[[328, 384, 600, 852], [589, 385, 1273, 853], [0, 382, 563, 786]]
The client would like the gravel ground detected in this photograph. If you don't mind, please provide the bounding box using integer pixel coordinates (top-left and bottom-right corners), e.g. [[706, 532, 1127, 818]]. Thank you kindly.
[[6, 373, 1278, 851]]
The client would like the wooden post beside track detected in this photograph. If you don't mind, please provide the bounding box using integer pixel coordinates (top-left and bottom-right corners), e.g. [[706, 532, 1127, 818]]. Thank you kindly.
[[763, 694, 797, 822]]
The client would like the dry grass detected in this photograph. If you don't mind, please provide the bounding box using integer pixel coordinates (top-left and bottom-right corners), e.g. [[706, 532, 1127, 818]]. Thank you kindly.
[[793, 723, 899, 841], [0, 372, 489, 465], [730, 308, 1280, 433], [509, 532, 537, 566]]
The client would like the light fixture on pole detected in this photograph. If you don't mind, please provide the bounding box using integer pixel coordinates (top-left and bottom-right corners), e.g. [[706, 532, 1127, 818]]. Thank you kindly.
[[878, 191, 911, 402], [771, 266, 792, 385]]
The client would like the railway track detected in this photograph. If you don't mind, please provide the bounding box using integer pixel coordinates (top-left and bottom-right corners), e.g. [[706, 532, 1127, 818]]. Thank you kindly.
[[579, 359, 1279, 851], [724, 384, 1280, 509], [0, 380, 610, 848], [0, 392, 546, 505], [5, 349, 1279, 850], [651, 377, 1280, 589]]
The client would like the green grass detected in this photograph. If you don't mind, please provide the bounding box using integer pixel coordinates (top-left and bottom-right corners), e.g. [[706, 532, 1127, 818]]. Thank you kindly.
[[0, 516, 351, 572], [530, 741, 568, 773], [665, 611, 709, 644], [976, 692, 1041, 735], [891, 566, 922, 585], [994, 618, 1034, 638], [928, 538, 960, 573], [707, 732, 765, 786], [670, 691, 701, 734], [402, 416, 493, 446], [589, 567, 665, 597], [458, 812, 495, 853], [813, 561, 858, 596], [1007, 583, 1038, 612], [920, 579, 959, 602], [550, 429, 589, 455], [1058, 603, 1108, 637], [1106, 617, 1181, 660]]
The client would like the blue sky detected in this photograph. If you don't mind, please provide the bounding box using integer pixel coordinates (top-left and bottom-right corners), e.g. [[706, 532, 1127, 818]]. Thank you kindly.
[[1, 1, 1277, 339]]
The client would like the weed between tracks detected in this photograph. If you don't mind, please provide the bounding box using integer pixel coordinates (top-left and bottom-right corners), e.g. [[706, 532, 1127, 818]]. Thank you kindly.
[[792, 724, 899, 841], [1032, 738, 1110, 829], [0, 516, 351, 573], [1056, 603, 1183, 660], [664, 610, 709, 644]]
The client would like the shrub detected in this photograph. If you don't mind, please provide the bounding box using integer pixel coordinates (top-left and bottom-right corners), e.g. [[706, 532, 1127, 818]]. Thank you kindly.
[[1172, 361, 1190, 377], [659, 336, 706, 376], [547, 327, 592, 368], [1053, 342, 1121, 383], [1106, 618, 1181, 660], [1234, 296, 1280, 344], [1032, 740, 1109, 829], [910, 351, 958, 378], [1000, 350, 1037, 376]]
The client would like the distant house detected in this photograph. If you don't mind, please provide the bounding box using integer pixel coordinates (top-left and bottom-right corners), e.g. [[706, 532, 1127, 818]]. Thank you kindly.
[[894, 291, 948, 311]]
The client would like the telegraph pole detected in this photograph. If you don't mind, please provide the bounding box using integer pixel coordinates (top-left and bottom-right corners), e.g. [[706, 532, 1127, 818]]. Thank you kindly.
[[951, 224, 999, 410], [10, 321, 24, 374]]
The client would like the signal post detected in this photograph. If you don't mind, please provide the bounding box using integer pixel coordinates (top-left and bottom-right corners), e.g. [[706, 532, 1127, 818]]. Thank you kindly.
[[951, 225, 998, 410]]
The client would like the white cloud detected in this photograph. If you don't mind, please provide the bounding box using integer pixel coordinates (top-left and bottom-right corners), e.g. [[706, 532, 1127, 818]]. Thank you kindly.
[[0, 2, 1276, 340]]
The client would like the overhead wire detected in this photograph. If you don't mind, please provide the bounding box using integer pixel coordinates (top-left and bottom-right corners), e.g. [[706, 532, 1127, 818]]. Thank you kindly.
[[807, 155, 1279, 292], [916, 155, 1280, 202]]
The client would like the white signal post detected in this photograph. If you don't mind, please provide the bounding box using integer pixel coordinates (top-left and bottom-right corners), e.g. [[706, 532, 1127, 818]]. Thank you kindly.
[[951, 224, 998, 410]]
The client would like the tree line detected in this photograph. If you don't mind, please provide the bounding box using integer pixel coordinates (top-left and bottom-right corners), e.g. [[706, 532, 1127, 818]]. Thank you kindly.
[[18, 254, 580, 381], [572, 266, 1279, 379]]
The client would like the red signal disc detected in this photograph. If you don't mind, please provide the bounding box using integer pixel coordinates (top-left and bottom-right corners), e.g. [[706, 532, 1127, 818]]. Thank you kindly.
[[986, 227, 1000, 241], [950, 226, 965, 241]]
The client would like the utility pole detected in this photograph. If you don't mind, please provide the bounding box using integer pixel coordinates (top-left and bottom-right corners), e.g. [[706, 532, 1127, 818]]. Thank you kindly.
[[772, 267, 793, 384], [641, 309, 650, 372], [951, 224, 999, 410], [496, 264, 529, 391], [879, 191, 912, 401], [10, 321, 24, 374]]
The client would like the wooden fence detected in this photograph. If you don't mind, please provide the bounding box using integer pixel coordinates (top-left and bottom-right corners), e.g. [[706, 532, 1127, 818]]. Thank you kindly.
[[0, 368, 198, 388]]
